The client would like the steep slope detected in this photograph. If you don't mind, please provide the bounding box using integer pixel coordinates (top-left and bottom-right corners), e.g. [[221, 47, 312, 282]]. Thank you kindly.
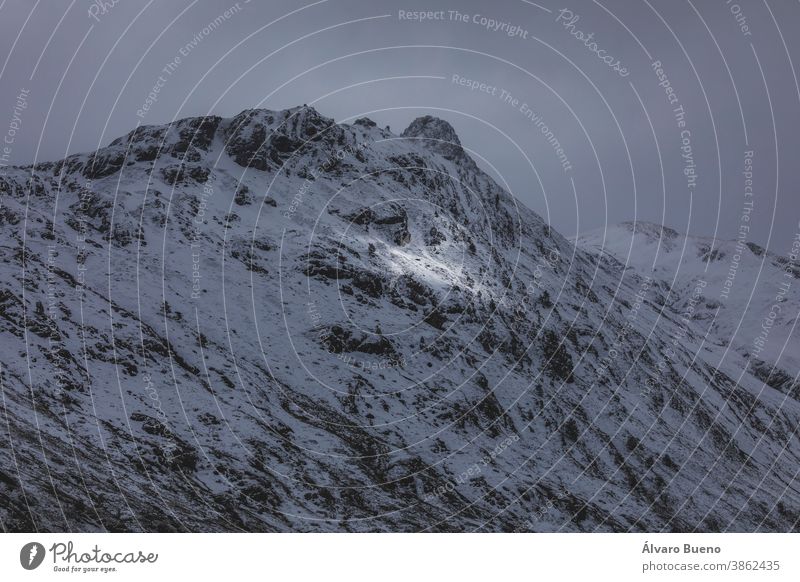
[[577, 221, 800, 401], [1, 107, 799, 532]]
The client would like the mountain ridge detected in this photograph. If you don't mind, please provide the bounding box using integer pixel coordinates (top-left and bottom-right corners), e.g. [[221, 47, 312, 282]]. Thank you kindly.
[[1, 105, 798, 532]]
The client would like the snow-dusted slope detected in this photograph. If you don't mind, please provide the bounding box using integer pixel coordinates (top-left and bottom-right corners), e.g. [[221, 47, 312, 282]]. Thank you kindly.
[[1, 107, 799, 532], [577, 222, 800, 399]]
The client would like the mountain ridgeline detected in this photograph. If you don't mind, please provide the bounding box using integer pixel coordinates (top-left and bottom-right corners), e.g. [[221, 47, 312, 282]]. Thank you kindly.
[[0, 106, 798, 532]]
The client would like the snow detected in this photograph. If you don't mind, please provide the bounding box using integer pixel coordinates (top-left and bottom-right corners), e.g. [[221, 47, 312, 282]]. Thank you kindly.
[[1, 107, 798, 532]]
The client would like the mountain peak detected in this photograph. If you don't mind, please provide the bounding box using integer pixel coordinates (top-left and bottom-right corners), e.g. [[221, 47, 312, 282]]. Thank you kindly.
[[5, 100, 800, 534], [401, 115, 465, 161], [402, 115, 460, 143]]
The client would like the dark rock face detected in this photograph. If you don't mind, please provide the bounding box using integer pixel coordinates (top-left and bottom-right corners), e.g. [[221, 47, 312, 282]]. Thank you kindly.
[[320, 325, 400, 360], [73, 116, 224, 180], [224, 110, 273, 171], [223, 106, 344, 171], [160, 164, 210, 185], [83, 150, 126, 179], [402, 115, 464, 161], [342, 202, 411, 246], [353, 117, 377, 128]]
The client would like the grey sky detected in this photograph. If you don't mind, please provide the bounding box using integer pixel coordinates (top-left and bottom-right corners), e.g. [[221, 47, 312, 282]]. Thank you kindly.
[[1, 0, 798, 251]]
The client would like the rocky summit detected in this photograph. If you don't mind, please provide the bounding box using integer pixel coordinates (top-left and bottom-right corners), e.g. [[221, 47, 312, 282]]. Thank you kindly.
[[1, 105, 798, 532]]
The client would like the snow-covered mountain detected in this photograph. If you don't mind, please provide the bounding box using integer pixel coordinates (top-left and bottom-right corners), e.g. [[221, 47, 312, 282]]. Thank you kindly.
[[1, 106, 798, 532], [577, 222, 800, 402]]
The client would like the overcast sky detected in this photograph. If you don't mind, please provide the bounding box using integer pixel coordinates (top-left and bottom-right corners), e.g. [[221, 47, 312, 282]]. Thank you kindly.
[[1, 0, 798, 251]]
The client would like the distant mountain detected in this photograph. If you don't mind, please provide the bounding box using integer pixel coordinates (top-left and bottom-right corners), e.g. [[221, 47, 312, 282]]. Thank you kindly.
[[577, 221, 800, 401], [1, 106, 798, 532]]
